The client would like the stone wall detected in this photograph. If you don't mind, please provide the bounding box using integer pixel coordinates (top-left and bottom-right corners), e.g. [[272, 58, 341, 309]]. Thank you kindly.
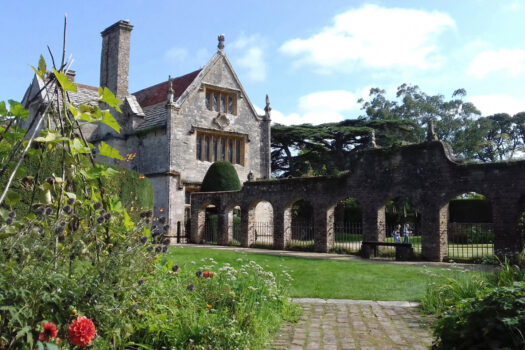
[[191, 141, 525, 261]]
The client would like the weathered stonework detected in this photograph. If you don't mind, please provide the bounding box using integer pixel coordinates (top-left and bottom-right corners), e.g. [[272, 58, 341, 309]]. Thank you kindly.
[[22, 21, 271, 238], [191, 141, 525, 261]]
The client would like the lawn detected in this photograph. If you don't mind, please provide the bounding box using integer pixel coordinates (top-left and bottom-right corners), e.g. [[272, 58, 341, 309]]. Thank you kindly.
[[166, 246, 481, 301]]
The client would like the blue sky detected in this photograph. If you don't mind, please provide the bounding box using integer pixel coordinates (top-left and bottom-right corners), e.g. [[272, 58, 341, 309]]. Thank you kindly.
[[2, 0, 525, 124]]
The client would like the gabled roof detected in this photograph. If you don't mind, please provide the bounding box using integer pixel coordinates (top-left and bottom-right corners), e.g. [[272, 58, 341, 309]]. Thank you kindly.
[[22, 76, 100, 109], [132, 69, 202, 108]]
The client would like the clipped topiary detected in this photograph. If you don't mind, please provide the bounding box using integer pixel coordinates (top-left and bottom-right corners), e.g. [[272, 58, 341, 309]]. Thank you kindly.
[[200, 161, 241, 192]]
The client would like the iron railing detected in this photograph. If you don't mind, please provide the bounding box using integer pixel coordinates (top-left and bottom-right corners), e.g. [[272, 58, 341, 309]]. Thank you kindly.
[[447, 222, 494, 260], [288, 220, 315, 250]]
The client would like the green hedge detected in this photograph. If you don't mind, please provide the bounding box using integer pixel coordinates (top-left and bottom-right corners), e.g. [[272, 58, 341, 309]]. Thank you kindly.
[[201, 161, 241, 192], [3, 151, 153, 219]]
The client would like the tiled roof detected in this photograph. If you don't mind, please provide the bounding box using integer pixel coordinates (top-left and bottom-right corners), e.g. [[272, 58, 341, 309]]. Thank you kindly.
[[135, 102, 167, 131], [69, 83, 99, 105], [132, 69, 202, 108]]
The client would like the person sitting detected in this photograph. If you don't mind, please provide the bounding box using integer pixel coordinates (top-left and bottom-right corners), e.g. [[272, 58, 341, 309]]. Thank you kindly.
[[392, 224, 401, 243]]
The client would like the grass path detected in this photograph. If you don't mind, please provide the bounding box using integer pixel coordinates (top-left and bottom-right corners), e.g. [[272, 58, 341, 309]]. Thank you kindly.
[[166, 246, 482, 301]]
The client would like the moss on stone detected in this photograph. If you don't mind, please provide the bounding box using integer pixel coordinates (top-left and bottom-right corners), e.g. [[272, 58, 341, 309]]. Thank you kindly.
[[200, 161, 241, 192]]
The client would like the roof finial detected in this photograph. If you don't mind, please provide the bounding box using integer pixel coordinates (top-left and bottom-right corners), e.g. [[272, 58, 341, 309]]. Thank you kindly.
[[426, 119, 438, 142], [166, 75, 174, 106], [218, 34, 225, 51], [264, 94, 271, 114]]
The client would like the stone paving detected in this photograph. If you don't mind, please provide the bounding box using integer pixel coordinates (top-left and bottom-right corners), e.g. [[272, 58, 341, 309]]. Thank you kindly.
[[272, 299, 435, 350]]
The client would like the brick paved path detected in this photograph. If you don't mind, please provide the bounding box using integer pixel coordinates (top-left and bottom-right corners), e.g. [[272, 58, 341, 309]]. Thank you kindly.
[[272, 299, 435, 350]]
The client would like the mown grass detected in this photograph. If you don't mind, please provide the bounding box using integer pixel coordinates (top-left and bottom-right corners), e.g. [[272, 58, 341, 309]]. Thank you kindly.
[[167, 246, 477, 301]]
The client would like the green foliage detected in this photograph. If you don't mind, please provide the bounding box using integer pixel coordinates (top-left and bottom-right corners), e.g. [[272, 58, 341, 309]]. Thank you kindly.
[[52, 69, 77, 93], [98, 141, 124, 160], [432, 282, 525, 350], [0, 54, 161, 348], [421, 268, 490, 315], [357, 84, 525, 162], [200, 161, 241, 192], [271, 119, 415, 177], [129, 255, 299, 349], [2, 52, 289, 349], [0, 147, 152, 219], [422, 260, 525, 349]]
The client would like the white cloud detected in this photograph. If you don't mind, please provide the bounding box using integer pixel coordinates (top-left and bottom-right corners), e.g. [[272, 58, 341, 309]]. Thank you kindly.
[[231, 34, 267, 82], [469, 94, 525, 116], [503, 1, 523, 11], [298, 90, 357, 112], [256, 89, 368, 125], [467, 49, 525, 78], [280, 4, 455, 73], [164, 47, 188, 64]]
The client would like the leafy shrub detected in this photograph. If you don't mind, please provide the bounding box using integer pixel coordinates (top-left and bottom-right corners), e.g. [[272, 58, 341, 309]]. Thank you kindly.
[[200, 161, 241, 192], [421, 269, 489, 315], [0, 58, 164, 348], [432, 282, 525, 350], [129, 256, 299, 349]]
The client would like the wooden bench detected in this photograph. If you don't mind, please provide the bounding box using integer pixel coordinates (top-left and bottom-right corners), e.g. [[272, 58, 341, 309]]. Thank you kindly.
[[361, 241, 413, 261]]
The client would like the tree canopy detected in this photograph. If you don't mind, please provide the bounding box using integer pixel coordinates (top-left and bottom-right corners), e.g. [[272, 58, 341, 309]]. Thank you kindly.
[[271, 119, 416, 177], [271, 84, 525, 177]]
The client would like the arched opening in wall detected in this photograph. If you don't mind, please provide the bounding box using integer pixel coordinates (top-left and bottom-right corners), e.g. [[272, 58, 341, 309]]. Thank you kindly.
[[384, 197, 421, 258], [447, 192, 493, 262], [333, 198, 362, 254], [249, 201, 274, 248], [288, 199, 315, 251], [202, 204, 219, 244], [230, 205, 242, 245]]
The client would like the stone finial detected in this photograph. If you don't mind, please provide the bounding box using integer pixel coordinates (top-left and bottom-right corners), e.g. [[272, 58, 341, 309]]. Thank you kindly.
[[369, 129, 377, 149], [264, 94, 271, 116], [247, 171, 254, 181], [426, 119, 438, 142], [166, 75, 174, 106], [218, 34, 225, 50]]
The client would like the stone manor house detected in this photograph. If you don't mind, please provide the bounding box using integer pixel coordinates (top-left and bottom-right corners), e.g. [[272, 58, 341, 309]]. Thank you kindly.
[[22, 20, 272, 236]]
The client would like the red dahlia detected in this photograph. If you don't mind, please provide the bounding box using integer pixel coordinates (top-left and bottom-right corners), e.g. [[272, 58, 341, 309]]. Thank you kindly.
[[38, 321, 58, 341], [68, 316, 96, 346]]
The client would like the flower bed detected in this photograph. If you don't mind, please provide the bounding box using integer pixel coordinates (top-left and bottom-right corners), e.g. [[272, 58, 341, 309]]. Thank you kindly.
[[129, 257, 299, 349]]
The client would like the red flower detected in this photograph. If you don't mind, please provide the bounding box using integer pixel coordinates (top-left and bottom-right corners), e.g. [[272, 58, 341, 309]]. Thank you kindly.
[[68, 316, 96, 346], [203, 271, 214, 278], [39, 322, 58, 341]]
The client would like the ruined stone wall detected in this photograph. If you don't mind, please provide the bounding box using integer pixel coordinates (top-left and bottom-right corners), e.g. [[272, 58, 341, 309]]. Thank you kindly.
[[191, 141, 525, 261]]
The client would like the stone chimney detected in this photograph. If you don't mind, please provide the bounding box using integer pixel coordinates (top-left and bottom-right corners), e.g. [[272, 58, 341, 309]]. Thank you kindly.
[[65, 70, 76, 82], [100, 20, 133, 98]]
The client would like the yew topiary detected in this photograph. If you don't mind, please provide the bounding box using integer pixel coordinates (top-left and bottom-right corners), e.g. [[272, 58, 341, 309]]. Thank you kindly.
[[200, 161, 241, 192]]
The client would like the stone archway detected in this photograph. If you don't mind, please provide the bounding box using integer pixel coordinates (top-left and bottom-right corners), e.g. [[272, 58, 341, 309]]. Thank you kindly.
[[446, 192, 494, 262], [333, 197, 363, 253], [287, 199, 315, 251]]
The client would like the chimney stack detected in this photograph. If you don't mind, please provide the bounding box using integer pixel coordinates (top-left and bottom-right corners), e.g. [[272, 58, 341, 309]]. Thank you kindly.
[[65, 70, 76, 82], [100, 20, 133, 98]]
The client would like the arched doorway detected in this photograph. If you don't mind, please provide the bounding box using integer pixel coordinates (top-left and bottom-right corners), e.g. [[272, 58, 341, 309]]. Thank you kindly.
[[383, 197, 421, 258], [287, 199, 314, 251], [202, 203, 218, 244], [333, 198, 362, 253], [249, 201, 274, 248], [447, 192, 493, 262]]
